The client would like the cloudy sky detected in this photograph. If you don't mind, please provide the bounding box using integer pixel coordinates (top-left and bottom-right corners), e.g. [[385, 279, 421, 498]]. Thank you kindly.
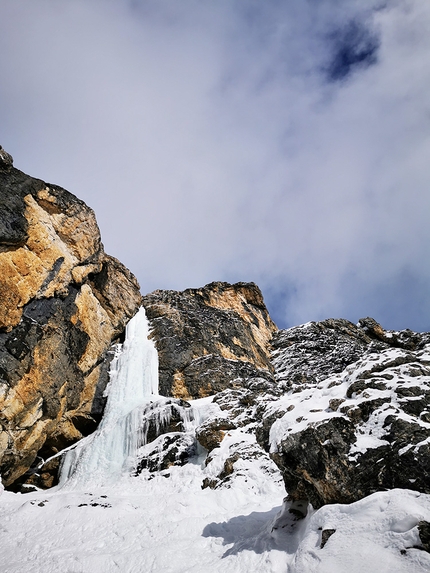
[[1, 0, 429, 331]]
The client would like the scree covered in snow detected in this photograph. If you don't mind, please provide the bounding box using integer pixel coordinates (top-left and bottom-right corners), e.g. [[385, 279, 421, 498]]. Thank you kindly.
[[1, 309, 430, 572]]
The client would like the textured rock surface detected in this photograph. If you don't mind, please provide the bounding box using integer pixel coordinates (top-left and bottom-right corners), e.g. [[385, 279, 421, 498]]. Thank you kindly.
[[0, 159, 142, 487], [142, 281, 277, 399], [135, 433, 197, 474], [133, 398, 203, 475], [187, 317, 430, 504], [265, 318, 430, 508], [270, 318, 383, 387], [195, 417, 237, 452], [197, 375, 285, 490]]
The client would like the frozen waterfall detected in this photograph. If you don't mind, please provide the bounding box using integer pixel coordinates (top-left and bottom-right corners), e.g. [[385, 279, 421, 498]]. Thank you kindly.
[[58, 307, 159, 488]]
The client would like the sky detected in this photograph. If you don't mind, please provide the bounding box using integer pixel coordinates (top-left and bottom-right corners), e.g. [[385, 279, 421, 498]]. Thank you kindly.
[[1, 0, 429, 331]]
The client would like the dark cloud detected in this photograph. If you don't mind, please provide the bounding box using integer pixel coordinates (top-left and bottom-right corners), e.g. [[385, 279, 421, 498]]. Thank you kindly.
[[326, 20, 380, 81]]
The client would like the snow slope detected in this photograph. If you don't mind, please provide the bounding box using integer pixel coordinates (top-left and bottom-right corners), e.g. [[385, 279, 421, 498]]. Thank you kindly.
[[1, 310, 430, 572], [1, 471, 430, 572]]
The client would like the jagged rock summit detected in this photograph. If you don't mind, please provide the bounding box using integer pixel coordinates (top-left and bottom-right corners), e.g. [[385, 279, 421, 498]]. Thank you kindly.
[[142, 281, 277, 399], [0, 152, 142, 487]]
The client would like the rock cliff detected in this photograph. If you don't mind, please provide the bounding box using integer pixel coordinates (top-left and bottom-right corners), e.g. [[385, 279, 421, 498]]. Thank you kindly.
[[265, 318, 430, 508], [142, 281, 277, 399], [2, 149, 430, 525], [0, 156, 142, 487]]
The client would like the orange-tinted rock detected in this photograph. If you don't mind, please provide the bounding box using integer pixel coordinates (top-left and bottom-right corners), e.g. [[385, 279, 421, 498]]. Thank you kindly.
[[0, 160, 142, 488], [142, 281, 277, 399]]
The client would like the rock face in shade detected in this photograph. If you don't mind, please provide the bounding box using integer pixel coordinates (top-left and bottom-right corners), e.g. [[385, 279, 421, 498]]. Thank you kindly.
[[264, 318, 430, 508], [0, 158, 142, 488], [142, 281, 278, 399]]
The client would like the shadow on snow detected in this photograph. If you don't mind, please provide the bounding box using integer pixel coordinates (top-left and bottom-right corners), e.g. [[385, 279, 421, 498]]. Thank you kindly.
[[202, 506, 283, 557]]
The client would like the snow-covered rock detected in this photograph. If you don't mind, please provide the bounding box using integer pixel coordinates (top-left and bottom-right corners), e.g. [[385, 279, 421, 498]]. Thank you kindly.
[[266, 318, 430, 507]]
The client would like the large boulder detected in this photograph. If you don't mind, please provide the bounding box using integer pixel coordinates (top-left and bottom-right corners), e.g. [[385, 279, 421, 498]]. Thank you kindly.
[[142, 281, 277, 399], [264, 318, 430, 508], [0, 156, 142, 487]]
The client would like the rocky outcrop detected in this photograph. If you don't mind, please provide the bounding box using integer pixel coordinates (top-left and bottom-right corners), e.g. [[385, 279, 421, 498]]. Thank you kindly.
[[195, 417, 237, 452], [264, 318, 430, 508], [131, 387, 282, 490], [0, 157, 142, 488], [132, 397, 199, 474], [196, 375, 285, 490], [147, 315, 430, 506], [142, 281, 277, 399], [270, 318, 384, 388], [0, 146, 13, 171]]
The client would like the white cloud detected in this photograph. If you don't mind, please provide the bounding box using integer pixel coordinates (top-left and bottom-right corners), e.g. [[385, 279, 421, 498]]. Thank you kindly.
[[1, 0, 429, 330]]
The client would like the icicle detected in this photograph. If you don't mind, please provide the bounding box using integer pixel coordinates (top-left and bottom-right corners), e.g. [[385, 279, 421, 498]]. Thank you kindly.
[[130, 398, 213, 451], [58, 307, 159, 488]]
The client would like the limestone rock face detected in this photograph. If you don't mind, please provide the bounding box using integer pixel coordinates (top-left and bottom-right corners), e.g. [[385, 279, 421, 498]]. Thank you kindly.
[[264, 318, 430, 508], [142, 281, 277, 399], [0, 162, 142, 487]]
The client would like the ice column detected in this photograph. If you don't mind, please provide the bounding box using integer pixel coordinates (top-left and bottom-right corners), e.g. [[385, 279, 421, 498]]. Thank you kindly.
[[59, 307, 159, 488]]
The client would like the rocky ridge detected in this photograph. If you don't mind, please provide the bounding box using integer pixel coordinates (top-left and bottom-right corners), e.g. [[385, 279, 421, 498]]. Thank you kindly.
[[114, 314, 430, 519], [267, 318, 430, 508]]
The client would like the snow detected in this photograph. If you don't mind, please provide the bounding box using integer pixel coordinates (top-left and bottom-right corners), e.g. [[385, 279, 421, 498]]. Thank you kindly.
[[1, 474, 430, 571], [1, 310, 430, 572], [268, 344, 430, 457], [0, 470, 285, 572], [289, 490, 430, 573]]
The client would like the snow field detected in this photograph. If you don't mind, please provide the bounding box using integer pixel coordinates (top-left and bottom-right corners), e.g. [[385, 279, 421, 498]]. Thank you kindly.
[[2, 471, 430, 572]]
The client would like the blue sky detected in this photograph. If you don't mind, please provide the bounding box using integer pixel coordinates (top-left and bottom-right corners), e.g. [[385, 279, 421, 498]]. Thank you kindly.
[[1, 0, 429, 331]]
